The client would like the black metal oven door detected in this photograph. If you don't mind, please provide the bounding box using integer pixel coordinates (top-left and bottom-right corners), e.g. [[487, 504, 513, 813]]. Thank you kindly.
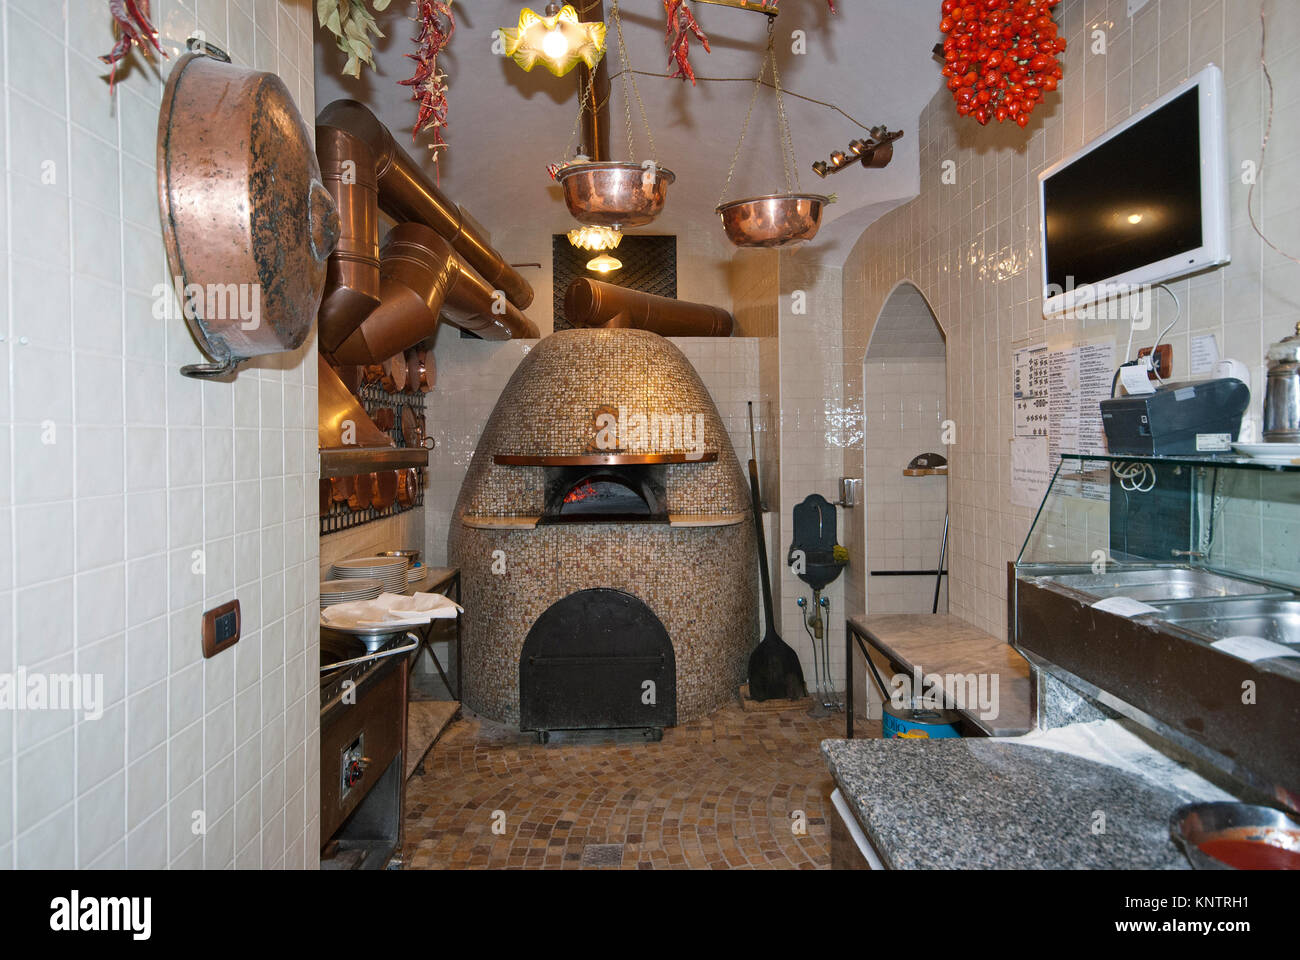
[[519, 587, 677, 735]]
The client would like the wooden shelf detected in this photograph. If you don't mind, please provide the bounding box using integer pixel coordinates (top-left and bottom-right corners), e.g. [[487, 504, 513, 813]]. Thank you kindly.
[[462, 516, 539, 530], [493, 452, 718, 466], [903, 466, 948, 477]]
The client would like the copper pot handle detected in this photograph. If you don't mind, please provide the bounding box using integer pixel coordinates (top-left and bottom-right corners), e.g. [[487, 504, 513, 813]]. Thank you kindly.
[[309, 179, 341, 263]]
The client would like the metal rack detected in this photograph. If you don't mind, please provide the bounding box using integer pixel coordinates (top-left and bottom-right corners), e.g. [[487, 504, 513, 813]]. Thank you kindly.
[[320, 383, 428, 537]]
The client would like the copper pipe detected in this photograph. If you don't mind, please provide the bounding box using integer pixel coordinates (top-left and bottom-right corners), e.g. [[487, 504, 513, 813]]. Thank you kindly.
[[333, 223, 537, 363], [576, 0, 609, 161], [564, 277, 733, 337], [315, 125, 382, 353], [316, 99, 534, 310]]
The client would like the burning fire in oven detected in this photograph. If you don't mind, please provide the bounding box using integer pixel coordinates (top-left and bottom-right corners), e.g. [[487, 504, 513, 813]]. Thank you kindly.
[[564, 479, 597, 504]]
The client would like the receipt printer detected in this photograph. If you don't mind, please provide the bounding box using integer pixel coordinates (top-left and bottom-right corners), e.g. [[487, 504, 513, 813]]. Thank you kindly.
[[1100, 378, 1250, 455]]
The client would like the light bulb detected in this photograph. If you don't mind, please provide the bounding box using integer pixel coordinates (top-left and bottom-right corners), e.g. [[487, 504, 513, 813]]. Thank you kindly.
[[586, 253, 622, 273], [1127, 213, 1143, 225], [541, 28, 568, 61]]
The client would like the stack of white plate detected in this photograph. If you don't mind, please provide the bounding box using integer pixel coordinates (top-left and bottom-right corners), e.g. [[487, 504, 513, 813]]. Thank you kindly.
[[332, 556, 409, 595], [320, 577, 382, 609]]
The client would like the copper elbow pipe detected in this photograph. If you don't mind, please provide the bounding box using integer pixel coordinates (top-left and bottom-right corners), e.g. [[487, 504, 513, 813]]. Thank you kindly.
[[333, 223, 537, 363], [315, 125, 382, 353], [316, 99, 535, 311], [565, 278, 733, 337]]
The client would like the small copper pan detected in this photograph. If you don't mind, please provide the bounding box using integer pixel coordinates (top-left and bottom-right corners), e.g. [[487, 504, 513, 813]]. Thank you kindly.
[[404, 348, 422, 392], [331, 475, 354, 503], [396, 467, 417, 507], [372, 470, 398, 510], [348, 472, 374, 512], [363, 363, 384, 384], [381, 352, 407, 393], [401, 405, 418, 446]]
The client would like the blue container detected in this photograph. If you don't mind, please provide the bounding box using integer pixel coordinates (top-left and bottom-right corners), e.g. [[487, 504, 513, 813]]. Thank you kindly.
[[881, 703, 962, 739]]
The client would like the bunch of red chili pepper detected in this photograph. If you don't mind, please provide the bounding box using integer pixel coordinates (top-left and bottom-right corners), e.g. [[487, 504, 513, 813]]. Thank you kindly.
[[664, 1, 837, 86], [399, 0, 455, 157], [939, 0, 1065, 127], [101, 0, 167, 91]]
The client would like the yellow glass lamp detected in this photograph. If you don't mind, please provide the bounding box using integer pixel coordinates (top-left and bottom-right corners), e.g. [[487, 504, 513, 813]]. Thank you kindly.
[[502, 5, 607, 77], [567, 224, 623, 251], [586, 253, 622, 273]]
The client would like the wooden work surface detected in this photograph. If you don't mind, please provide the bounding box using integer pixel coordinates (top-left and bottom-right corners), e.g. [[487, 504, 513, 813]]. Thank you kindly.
[[848, 614, 1034, 736]]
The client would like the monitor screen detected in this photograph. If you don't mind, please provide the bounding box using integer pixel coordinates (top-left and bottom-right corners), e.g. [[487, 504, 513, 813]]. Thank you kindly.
[[1042, 88, 1203, 292]]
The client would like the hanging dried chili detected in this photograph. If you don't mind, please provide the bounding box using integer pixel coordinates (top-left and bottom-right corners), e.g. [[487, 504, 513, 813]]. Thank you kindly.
[[664, 0, 711, 85], [100, 0, 167, 92], [398, 0, 456, 163]]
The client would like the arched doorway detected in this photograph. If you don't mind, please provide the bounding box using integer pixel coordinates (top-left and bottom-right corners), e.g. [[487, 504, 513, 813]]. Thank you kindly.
[[862, 282, 949, 615]]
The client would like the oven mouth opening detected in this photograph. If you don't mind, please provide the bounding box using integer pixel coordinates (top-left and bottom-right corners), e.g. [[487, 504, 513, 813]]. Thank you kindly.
[[541, 464, 668, 524]]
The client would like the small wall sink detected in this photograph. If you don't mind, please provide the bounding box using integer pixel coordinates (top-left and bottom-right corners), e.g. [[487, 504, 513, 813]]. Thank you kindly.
[[1152, 598, 1300, 647], [1044, 568, 1276, 603]]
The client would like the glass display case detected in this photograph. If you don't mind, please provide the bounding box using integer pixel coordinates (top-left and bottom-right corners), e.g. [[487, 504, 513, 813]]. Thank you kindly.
[[1018, 451, 1300, 601], [1013, 452, 1300, 803]]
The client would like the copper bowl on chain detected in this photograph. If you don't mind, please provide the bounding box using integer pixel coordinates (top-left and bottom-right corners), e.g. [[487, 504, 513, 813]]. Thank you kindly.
[[556, 161, 675, 229], [716, 193, 829, 248]]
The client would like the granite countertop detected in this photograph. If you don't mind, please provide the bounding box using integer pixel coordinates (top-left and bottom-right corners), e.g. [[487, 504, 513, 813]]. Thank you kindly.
[[822, 735, 1218, 869]]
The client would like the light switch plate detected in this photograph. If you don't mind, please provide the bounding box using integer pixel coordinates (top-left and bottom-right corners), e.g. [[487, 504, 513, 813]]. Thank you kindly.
[[202, 600, 241, 658]]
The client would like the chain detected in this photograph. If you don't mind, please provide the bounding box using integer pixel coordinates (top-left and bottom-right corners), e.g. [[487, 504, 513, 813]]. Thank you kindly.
[[767, 21, 800, 193], [717, 35, 768, 207], [610, 0, 656, 162], [563, 70, 595, 161]]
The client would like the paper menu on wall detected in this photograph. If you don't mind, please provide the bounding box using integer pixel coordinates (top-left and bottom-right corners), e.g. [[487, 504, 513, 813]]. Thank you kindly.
[[1013, 343, 1049, 438], [1010, 436, 1051, 508]]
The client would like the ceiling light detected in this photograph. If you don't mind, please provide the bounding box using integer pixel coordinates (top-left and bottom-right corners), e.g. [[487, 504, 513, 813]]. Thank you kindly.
[[586, 253, 622, 273], [568, 225, 623, 251], [501, 5, 607, 77], [1127, 213, 1143, 224]]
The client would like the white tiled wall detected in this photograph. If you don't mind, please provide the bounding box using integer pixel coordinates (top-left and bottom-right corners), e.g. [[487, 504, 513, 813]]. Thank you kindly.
[[840, 0, 1300, 639], [2, 0, 321, 869]]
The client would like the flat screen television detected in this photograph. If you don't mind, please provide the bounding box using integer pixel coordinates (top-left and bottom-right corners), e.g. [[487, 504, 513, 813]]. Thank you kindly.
[[1039, 64, 1229, 315]]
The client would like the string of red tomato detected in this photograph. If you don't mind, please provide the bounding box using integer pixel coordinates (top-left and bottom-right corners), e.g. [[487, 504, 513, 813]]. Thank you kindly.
[[939, 0, 1066, 127]]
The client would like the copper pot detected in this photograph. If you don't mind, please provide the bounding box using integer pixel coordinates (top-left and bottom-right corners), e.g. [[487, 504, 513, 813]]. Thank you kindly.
[[157, 45, 339, 378], [716, 193, 829, 248], [556, 161, 675, 229], [403, 348, 422, 392], [319, 478, 332, 515]]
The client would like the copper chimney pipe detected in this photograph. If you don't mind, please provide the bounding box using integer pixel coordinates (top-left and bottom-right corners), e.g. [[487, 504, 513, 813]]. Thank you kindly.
[[576, 0, 609, 161], [315, 125, 382, 353], [333, 223, 538, 363], [565, 277, 734, 337], [316, 99, 534, 310]]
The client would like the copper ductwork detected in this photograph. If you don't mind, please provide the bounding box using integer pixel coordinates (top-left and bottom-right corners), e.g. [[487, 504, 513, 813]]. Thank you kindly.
[[333, 223, 538, 364], [315, 125, 381, 353], [565, 278, 734, 337], [316, 99, 534, 310]]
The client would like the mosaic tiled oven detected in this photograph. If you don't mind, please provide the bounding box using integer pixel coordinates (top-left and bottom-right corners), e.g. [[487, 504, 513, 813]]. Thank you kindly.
[[449, 329, 757, 731]]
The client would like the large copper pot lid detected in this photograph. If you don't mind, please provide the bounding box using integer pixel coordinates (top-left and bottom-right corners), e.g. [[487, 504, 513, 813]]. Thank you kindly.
[[158, 42, 339, 378]]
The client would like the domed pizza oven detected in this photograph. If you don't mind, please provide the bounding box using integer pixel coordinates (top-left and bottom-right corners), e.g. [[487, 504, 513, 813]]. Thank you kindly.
[[449, 329, 757, 735]]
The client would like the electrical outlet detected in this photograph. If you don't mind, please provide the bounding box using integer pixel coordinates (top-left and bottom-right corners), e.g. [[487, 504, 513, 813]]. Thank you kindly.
[[1138, 344, 1172, 380]]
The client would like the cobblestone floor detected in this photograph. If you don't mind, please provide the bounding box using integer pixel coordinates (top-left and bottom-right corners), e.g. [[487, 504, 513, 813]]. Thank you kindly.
[[402, 702, 879, 869]]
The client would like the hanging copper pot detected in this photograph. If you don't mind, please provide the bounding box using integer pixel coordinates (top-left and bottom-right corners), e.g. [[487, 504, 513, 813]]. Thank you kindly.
[[372, 470, 398, 510], [381, 351, 407, 393], [157, 42, 339, 378], [348, 472, 374, 512]]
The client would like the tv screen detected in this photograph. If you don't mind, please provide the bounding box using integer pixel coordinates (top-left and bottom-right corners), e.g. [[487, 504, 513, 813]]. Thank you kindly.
[[1038, 64, 1228, 314]]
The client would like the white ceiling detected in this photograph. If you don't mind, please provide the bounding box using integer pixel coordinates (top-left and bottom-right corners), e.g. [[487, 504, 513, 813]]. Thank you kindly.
[[313, 1, 943, 267]]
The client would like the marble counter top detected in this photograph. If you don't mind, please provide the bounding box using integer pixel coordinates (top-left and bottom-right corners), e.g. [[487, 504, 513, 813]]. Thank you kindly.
[[821, 729, 1234, 869]]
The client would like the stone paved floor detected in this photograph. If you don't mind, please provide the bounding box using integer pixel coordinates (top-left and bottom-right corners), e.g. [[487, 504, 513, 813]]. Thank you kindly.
[[401, 702, 879, 869]]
